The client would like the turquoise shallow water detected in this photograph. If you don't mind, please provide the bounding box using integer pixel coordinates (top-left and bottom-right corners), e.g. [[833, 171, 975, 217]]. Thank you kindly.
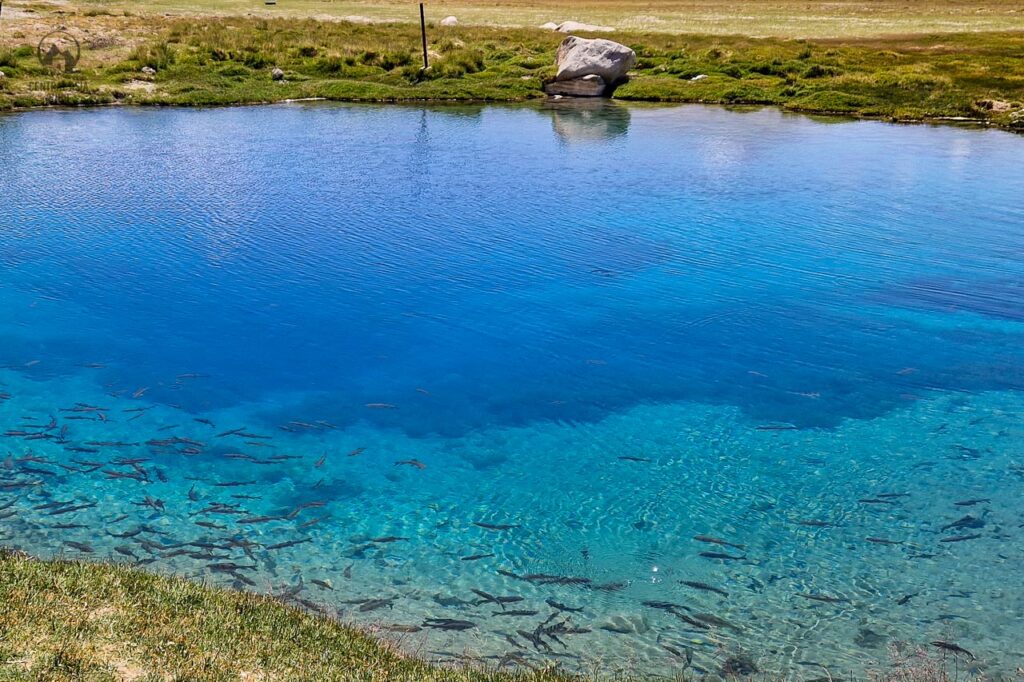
[[1, 103, 1023, 678]]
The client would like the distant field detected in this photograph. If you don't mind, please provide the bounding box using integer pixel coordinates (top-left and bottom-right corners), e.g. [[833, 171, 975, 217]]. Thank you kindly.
[[34, 0, 1024, 37]]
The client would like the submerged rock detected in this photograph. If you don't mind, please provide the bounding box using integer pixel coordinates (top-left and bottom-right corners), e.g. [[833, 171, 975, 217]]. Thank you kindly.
[[599, 613, 650, 634], [556, 20, 615, 33], [721, 654, 759, 676], [544, 74, 606, 97], [554, 36, 636, 86], [440, 15, 458, 26]]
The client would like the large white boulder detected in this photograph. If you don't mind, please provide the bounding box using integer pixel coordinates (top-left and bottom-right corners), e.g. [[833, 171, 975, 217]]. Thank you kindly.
[[554, 36, 636, 85], [556, 21, 614, 33], [440, 15, 458, 26]]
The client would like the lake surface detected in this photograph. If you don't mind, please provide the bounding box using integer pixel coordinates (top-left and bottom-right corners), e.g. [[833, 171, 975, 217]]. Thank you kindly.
[[1, 103, 1023, 678]]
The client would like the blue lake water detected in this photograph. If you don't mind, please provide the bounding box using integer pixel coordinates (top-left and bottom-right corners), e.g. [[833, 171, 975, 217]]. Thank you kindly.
[[1, 102, 1023, 678]]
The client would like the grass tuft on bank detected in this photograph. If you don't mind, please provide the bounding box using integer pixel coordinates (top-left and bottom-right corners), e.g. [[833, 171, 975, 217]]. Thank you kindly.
[[0, 549, 583, 682], [0, 9, 1022, 128]]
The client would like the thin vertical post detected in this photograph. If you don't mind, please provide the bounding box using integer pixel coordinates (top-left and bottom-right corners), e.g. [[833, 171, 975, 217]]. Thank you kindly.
[[419, 3, 429, 70]]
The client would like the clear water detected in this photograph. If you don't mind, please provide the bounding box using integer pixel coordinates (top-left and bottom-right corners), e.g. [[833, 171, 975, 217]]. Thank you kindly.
[[1, 102, 1023, 678]]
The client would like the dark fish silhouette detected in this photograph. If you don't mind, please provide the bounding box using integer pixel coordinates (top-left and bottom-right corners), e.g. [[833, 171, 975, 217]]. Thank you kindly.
[[865, 536, 904, 546], [545, 599, 583, 613], [941, 534, 982, 543], [941, 515, 984, 532], [423, 618, 475, 631], [699, 551, 746, 561], [473, 522, 519, 531], [618, 456, 652, 462], [798, 593, 848, 604], [953, 499, 990, 507], [694, 535, 745, 550], [394, 459, 426, 469], [896, 593, 919, 605], [491, 610, 538, 617], [931, 641, 975, 660], [471, 589, 523, 610], [461, 553, 495, 561], [359, 598, 395, 612], [681, 580, 729, 597]]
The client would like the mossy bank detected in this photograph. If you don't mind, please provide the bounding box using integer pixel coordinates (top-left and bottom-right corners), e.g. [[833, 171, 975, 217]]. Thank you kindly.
[[0, 9, 1022, 129]]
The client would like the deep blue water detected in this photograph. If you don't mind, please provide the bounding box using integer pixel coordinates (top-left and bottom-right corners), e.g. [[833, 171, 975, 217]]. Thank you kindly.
[[1, 103, 1023, 678]]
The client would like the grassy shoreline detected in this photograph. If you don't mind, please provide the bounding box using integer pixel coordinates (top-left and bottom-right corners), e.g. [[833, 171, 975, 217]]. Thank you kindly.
[[0, 9, 1022, 129]]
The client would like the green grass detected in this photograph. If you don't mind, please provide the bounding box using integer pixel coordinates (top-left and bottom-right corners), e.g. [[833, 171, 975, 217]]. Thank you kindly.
[[0, 11, 1022, 129], [0, 549, 590, 682]]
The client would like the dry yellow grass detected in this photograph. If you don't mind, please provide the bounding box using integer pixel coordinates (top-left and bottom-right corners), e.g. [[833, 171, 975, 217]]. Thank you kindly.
[[5, 0, 1024, 37]]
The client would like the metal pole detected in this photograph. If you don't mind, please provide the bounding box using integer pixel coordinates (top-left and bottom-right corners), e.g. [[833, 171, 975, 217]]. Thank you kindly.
[[419, 3, 428, 70]]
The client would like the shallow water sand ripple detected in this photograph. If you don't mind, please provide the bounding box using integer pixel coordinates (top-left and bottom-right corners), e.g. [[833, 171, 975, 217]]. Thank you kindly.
[[1, 103, 1023, 678]]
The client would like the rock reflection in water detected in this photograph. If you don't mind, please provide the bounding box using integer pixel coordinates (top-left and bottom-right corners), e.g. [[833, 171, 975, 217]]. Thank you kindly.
[[544, 98, 631, 143]]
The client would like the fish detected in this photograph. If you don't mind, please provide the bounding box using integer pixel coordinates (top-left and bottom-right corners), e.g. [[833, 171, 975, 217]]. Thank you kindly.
[[63, 541, 94, 553], [859, 498, 897, 505], [618, 456, 652, 462], [471, 589, 523, 610], [195, 521, 227, 530], [798, 594, 849, 604], [521, 573, 591, 586], [674, 613, 711, 630], [314, 453, 327, 468], [699, 551, 746, 561], [796, 520, 836, 528], [194, 418, 215, 427], [591, 581, 628, 592], [461, 553, 495, 561], [365, 403, 396, 409], [492, 610, 538, 617], [930, 641, 975, 660], [694, 535, 745, 551], [940, 534, 982, 543], [423, 618, 475, 631], [311, 580, 333, 591], [394, 459, 426, 470], [473, 522, 519, 531], [517, 629, 553, 652], [359, 598, 395, 612], [896, 593, 919, 605], [680, 580, 729, 597], [941, 515, 984, 532], [265, 538, 312, 551], [370, 536, 408, 543], [545, 599, 583, 613], [953, 499, 990, 507], [866, 537, 903, 545]]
